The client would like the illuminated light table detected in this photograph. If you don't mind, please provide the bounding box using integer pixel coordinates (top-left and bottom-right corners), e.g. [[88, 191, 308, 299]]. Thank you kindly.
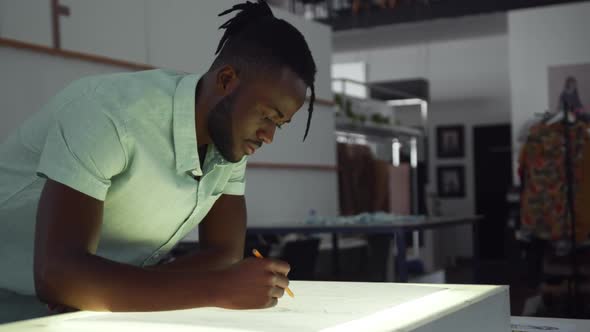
[[0, 282, 510, 332]]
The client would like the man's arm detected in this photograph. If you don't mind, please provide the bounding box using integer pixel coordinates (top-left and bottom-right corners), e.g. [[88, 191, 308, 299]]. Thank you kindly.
[[154, 194, 247, 271], [34, 180, 286, 311]]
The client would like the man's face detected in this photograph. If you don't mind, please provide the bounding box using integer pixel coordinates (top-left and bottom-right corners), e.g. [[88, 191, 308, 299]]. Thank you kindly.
[[208, 67, 307, 163]]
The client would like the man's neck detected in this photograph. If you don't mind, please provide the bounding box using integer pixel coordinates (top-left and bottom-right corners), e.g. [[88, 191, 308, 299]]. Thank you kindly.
[[198, 144, 208, 168]]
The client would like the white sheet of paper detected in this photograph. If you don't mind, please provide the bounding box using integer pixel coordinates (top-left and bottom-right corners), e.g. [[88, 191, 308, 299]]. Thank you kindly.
[[511, 317, 576, 332], [62, 282, 447, 332]]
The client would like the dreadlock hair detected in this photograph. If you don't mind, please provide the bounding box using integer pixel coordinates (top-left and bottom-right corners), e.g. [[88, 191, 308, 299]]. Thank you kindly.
[[213, 0, 317, 141]]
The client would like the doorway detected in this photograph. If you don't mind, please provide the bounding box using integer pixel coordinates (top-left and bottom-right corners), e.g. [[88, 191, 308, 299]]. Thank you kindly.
[[473, 124, 512, 261]]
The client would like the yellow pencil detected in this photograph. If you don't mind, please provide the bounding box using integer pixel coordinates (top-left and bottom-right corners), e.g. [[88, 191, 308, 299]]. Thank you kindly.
[[252, 249, 295, 298]]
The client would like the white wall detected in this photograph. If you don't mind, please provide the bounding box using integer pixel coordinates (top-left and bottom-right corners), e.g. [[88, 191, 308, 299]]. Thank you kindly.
[[509, 1, 590, 182], [0, 1, 336, 235], [0, 0, 52, 46], [245, 169, 338, 225], [60, 0, 148, 64], [333, 13, 511, 267], [332, 62, 368, 98], [0, 47, 127, 141]]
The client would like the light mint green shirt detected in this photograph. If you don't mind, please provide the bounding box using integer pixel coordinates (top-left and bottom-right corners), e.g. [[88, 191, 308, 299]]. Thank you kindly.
[[0, 69, 247, 296]]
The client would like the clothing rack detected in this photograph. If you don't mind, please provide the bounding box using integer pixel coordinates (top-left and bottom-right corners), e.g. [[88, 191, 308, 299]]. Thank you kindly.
[[335, 124, 423, 215], [335, 125, 424, 260], [333, 78, 429, 261], [332, 76, 428, 215], [561, 104, 579, 318], [519, 107, 590, 317], [535, 106, 582, 317]]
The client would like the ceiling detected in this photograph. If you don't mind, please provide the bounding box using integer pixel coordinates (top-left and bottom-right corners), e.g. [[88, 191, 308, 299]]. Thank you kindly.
[[315, 0, 590, 31]]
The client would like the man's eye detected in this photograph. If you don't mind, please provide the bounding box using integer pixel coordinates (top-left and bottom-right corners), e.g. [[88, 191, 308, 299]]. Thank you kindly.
[[264, 117, 282, 129]]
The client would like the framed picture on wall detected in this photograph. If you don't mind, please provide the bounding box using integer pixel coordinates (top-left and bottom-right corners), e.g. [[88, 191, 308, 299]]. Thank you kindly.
[[437, 166, 465, 198], [436, 125, 464, 158], [548, 63, 590, 113]]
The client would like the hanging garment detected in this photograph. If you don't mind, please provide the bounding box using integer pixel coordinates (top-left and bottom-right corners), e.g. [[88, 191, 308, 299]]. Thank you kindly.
[[373, 160, 391, 212], [575, 138, 590, 243], [372, 161, 411, 214], [388, 163, 411, 215], [519, 121, 590, 243], [337, 143, 377, 215]]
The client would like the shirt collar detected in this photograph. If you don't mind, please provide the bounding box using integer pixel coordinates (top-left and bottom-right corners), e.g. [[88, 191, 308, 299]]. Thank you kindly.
[[173, 73, 201, 175], [172, 74, 234, 176]]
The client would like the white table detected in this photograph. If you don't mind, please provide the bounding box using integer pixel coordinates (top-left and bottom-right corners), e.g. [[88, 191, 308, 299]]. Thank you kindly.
[[0, 281, 509, 332], [511, 316, 590, 331]]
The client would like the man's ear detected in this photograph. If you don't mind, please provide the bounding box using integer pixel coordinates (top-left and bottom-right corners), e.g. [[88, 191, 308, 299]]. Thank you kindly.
[[216, 65, 240, 97]]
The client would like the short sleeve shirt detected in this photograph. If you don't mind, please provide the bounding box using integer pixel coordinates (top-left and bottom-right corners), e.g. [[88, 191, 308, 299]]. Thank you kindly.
[[0, 69, 247, 295]]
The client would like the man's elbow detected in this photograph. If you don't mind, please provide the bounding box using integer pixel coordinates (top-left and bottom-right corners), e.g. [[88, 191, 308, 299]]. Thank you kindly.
[[34, 258, 58, 304], [33, 252, 77, 305]]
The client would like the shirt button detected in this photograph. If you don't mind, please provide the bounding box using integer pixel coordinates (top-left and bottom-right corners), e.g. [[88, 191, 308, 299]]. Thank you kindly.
[[191, 170, 199, 176]]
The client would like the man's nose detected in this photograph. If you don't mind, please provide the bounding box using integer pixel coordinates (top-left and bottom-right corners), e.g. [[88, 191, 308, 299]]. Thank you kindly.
[[256, 125, 276, 145]]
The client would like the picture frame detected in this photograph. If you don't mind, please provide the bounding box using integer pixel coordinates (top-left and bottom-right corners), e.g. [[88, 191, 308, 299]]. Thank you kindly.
[[437, 165, 465, 198], [436, 125, 465, 158], [548, 63, 590, 113]]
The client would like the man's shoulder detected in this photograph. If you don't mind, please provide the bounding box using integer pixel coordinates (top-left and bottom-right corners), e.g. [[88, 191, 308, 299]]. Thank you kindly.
[[91, 69, 185, 98], [51, 69, 183, 105], [64, 69, 188, 121]]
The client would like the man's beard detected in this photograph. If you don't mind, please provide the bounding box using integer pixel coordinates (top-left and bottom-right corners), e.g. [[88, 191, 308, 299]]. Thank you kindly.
[[207, 91, 240, 163]]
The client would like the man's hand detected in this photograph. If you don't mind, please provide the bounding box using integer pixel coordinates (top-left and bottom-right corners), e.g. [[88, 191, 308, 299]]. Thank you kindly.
[[214, 257, 290, 309]]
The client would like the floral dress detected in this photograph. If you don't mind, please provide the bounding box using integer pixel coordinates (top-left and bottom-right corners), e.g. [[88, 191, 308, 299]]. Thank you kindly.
[[519, 121, 590, 243]]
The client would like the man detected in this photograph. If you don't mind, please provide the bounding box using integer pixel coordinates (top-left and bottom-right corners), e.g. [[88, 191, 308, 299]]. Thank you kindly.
[[0, 0, 316, 322]]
